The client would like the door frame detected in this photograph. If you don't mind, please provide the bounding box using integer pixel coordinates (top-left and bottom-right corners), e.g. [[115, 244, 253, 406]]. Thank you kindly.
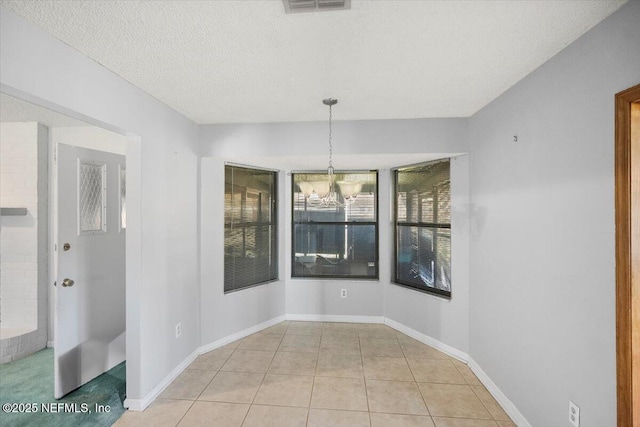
[[615, 83, 640, 427], [1, 83, 142, 407]]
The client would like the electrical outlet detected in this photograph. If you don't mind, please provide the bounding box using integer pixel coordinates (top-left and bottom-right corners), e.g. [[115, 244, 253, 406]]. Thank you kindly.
[[340, 289, 347, 298], [569, 401, 580, 427], [175, 322, 182, 338]]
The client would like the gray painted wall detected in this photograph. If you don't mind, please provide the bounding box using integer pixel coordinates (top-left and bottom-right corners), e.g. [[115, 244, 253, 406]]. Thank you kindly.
[[1, 7, 200, 399], [468, 2, 640, 426], [384, 154, 470, 353], [5, 0, 636, 419], [199, 118, 468, 159], [199, 118, 470, 353], [200, 157, 287, 345]]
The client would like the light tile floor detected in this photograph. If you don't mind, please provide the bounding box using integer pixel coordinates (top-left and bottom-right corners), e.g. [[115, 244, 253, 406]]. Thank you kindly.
[[114, 321, 516, 427]]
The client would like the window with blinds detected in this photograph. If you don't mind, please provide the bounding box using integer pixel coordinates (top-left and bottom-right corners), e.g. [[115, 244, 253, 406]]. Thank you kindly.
[[394, 160, 451, 297], [224, 165, 278, 292], [292, 171, 378, 279]]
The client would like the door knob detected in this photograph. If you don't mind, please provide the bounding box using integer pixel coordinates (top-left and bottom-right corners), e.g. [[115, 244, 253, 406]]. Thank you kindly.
[[62, 278, 75, 287]]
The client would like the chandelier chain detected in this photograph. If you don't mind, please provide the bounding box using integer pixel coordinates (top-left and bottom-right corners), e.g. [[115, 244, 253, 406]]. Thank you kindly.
[[328, 103, 333, 169]]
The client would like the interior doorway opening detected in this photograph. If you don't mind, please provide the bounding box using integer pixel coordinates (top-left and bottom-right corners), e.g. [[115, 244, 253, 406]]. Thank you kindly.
[[0, 89, 140, 424]]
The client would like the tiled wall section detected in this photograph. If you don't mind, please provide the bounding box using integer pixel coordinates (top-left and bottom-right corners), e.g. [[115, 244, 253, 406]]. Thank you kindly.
[[0, 329, 42, 364], [0, 122, 48, 363]]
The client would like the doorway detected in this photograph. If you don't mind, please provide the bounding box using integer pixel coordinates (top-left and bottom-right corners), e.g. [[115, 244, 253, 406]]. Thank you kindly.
[[615, 83, 640, 427], [0, 91, 136, 425], [53, 140, 126, 398]]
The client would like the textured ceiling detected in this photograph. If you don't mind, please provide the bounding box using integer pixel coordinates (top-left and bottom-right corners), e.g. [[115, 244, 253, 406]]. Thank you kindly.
[[0, 0, 626, 124], [0, 93, 90, 127]]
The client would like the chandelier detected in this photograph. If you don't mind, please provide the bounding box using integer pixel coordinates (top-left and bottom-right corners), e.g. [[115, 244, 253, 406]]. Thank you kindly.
[[297, 98, 363, 207]]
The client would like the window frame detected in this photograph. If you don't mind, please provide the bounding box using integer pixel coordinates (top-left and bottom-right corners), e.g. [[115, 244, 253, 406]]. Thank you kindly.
[[393, 160, 452, 298], [224, 163, 279, 294], [290, 170, 379, 280]]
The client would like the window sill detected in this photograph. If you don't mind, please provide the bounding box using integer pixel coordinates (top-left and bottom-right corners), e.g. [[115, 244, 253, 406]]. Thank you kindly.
[[289, 276, 380, 283], [224, 278, 281, 295], [390, 281, 451, 299]]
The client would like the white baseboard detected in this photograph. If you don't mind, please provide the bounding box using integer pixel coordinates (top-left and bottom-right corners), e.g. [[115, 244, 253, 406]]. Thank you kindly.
[[124, 348, 199, 411], [286, 314, 384, 323], [467, 358, 531, 427], [46, 341, 54, 348], [124, 312, 528, 427], [125, 314, 286, 411], [199, 314, 287, 355], [384, 317, 469, 363], [385, 317, 528, 426]]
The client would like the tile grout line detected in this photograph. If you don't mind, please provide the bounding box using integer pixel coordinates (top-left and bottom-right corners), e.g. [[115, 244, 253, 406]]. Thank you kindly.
[[468, 382, 504, 423], [307, 371, 316, 426], [401, 333, 432, 419], [306, 322, 330, 426], [172, 399, 197, 427], [190, 343, 233, 407], [240, 322, 288, 427], [306, 321, 325, 420], [173, 321, 509, 426], [358, 330, 373, 427], [224, 336, 262, 427]]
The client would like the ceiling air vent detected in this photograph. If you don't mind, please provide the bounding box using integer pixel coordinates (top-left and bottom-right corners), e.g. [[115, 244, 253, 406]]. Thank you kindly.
[[283, 0, 351, 14]]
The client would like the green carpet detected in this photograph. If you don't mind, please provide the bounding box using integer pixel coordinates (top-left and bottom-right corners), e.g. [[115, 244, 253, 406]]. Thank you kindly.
[[0, 348, 125, 427]]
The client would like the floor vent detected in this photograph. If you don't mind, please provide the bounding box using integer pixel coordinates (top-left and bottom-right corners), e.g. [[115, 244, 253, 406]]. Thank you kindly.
[[283, 0, 351, 14]]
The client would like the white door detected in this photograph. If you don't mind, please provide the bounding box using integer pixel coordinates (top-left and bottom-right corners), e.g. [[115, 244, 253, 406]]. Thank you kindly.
[[54, 144, 126, 398]]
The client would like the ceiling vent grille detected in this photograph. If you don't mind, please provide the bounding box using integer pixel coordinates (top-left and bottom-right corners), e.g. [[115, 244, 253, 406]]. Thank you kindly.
[[283, 0, 351, 14]]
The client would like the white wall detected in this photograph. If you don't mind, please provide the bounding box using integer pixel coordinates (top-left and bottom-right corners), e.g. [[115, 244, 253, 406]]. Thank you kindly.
[[384, 154, 470, 353], [51, 126, 127, 155], [200, 158, 286, 345], [467, 2, 640, 426], [0, 122, 48, 353], [1, 122, 39, 330], [0, 7, 199, 402], [199, 118, 470, 351], [5, 1, 636, 419], [200, 119, 468, 160]]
